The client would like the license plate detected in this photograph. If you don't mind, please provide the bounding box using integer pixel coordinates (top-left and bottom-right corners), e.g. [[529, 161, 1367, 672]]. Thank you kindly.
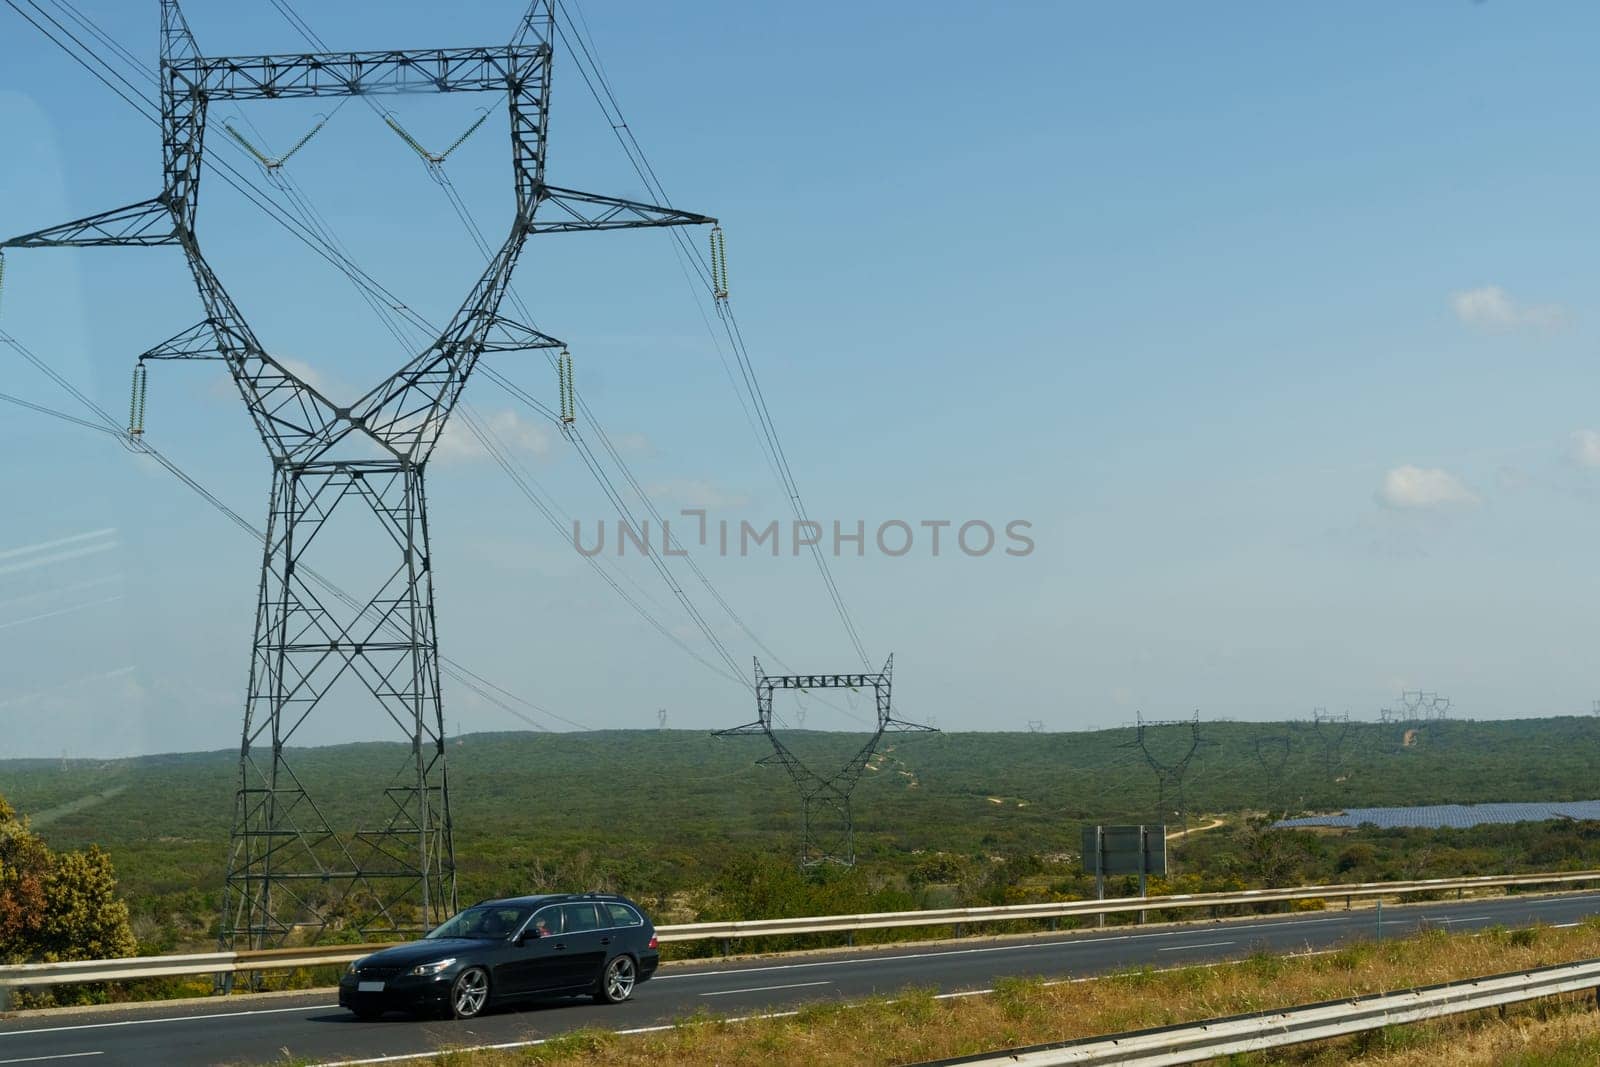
[[358, 981, 385, 992]]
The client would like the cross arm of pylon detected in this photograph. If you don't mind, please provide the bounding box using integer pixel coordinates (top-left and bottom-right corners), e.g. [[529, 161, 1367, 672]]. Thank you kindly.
[[883, 717, 939, 733], [138, 320, 238, 360], [172, 47, 542, 100], [479, 315, 564, 352], [529, 186, 716, 233], [3, 197, 176, 248], [712, 721, 768, 737]]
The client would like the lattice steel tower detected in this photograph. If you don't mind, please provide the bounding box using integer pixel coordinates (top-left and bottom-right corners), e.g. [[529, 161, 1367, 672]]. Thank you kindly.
[[2, 0, 714, 948], [716, 658, 935, 867]]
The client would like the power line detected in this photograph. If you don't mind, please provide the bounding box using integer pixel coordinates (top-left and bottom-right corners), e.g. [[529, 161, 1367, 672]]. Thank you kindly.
[[548, 0, 874, 668]]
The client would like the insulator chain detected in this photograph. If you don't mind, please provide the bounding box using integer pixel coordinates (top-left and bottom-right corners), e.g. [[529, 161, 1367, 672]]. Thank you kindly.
[[128, 362, 148, 437], [384, 109, 491, 167], [223, 117, 329, 172], [0, 250, 6, 318], [709, 226, 729, 303], [558, 348, 575, 424], [438, 109, 492, 163]]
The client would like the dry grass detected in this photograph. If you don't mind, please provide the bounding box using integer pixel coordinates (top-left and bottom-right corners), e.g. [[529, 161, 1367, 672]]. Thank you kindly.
[[363, 920, 1600, 1067], [1241, 992, 1600, 1065]]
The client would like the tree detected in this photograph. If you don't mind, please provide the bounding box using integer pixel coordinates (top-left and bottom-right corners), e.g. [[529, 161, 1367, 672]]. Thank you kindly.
[[0, 795, 137, 966]]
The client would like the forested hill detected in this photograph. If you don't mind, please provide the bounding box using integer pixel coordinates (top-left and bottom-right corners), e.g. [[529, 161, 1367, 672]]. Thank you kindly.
[[5, 719, 1596, 849], [2, 717, 1595, 903]]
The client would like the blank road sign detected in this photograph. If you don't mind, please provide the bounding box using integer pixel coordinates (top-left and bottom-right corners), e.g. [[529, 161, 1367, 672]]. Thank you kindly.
[[1083, 824, 1167, 876]]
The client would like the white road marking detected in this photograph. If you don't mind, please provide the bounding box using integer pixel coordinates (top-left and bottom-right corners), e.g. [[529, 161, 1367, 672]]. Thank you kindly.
[[1424, 916, 1489, 924], [657, 917, 1351, 983], [699, 981, 831, 998], [1158, 940, 1234, 952], [0, 1004, 335, 1038], [1553, 922, 1581, 929], [0, 1054, 105, 1064]]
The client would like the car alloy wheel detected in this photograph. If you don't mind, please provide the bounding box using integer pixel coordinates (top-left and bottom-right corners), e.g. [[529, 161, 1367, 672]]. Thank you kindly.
[[597, 954, 636, 1004], [451, 966, 490, 1019]]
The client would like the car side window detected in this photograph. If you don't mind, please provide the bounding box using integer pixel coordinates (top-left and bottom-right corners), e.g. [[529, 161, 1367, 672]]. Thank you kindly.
[[482, 907, 525, 938], [562, 903, 600, 932], [605, 903, 642, 927], [528, 906, 561, 937]]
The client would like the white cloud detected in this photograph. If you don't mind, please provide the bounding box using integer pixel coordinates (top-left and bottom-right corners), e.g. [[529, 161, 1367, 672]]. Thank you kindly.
[[1450, 285, 1566, 331], [645, 479, 748, 510], [1570, 430, 1600, 469], [434, 409, 554, 465], [279, 357, 327, 393], [1378, 465, 1480, 510], [609, 432, 656, 458]]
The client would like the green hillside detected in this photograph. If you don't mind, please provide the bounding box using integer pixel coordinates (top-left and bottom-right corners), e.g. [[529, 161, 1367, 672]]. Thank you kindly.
[[3, 717, 1598, 949]]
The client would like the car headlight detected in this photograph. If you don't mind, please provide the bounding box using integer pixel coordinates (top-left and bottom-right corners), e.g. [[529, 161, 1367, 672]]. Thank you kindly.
[[409, 958, 456, 976], [346, 960, 362, 975]]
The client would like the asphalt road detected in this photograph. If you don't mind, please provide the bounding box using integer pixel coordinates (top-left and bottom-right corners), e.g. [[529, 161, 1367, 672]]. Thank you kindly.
[[5, 891, 1600, 1066]]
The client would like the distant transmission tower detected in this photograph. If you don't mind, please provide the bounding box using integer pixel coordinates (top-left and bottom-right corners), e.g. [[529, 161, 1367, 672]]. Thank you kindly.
[[3, 0, 716, 949], [1252, 730, 1292, 817], [1027, 720, 1045, 734], [1125, 712, 1203, 834], [715, 657, 935, 866], [657, 708, 668, 730], [1312, 708, 1355, 779], [1401, 691, 1451, 723]]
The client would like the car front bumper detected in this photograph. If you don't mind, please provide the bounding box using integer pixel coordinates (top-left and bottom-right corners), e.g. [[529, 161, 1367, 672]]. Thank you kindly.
[[338, 972, 454, 1015]]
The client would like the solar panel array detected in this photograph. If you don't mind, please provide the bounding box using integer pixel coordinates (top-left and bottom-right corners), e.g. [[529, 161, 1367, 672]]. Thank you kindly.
[[1274, 801, 1600, 830]]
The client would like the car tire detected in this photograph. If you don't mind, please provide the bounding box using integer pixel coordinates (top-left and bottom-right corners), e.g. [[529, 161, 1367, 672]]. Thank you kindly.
[[595, 953, 637, 1004], [450, 966, 491, 1019]]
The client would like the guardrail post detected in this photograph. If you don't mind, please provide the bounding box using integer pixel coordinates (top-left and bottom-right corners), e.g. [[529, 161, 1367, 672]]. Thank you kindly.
[[1376, 899, 1383, 942], [1345, 895, 1351, 911], [721, 939, 730, 958], [0, 984, 10, 1013]]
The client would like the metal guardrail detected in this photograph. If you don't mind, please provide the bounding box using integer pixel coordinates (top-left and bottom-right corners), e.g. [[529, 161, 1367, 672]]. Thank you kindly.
[[653, 868, 1600, 941], [1, 867, 1596, 1005], [920, 957, 1600, 1065]]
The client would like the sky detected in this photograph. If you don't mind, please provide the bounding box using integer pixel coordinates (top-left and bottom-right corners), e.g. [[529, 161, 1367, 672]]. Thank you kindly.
[[3, 0, 1600, 758]]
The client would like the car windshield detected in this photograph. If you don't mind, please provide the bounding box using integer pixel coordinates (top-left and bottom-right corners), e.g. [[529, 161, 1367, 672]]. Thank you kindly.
[[424, 904, 534, 940]]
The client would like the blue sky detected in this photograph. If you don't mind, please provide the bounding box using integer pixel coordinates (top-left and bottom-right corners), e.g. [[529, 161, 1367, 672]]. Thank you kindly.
[[3, 0, 1600, 757]]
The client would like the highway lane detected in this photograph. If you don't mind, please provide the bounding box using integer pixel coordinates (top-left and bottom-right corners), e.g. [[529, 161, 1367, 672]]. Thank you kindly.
[[4, 891, 1599, 1066]]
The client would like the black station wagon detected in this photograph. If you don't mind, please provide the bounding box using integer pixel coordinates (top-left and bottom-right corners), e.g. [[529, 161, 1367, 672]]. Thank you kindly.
[[339, 893, 660, 1019]]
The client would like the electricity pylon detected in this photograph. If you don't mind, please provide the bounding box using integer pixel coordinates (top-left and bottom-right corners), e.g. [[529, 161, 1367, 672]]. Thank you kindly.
[[2, 0, 715, 948], [1251, 730, 1292, 818], [1125, 711, 1204, 835], [715, 657, 935, 867], [1312, 708, 1356, 780]]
